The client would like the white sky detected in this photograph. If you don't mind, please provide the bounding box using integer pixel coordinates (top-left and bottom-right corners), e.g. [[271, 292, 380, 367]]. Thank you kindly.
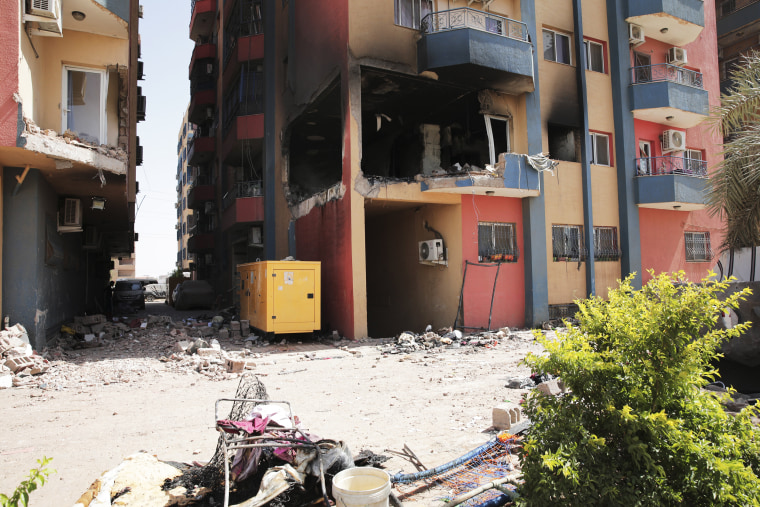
[[134, 0, 194, 278]]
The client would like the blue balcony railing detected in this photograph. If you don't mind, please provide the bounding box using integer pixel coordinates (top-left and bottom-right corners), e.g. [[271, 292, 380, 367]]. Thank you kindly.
[[420, 8, 528, 42], [632, 63, 703, 88], [635, 155, 707, 177]]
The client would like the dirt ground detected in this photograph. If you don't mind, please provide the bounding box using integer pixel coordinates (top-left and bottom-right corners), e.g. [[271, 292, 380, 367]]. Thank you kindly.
[[0, 303, 543, 506]]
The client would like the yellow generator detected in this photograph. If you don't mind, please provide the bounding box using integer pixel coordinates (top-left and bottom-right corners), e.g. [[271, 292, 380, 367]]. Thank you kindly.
[[238, 261, 321, 334]]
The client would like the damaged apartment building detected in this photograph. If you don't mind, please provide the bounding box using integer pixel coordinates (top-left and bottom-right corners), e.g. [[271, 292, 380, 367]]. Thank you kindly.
[[181, 0, 723, 340], [0, 0, 142, 349]]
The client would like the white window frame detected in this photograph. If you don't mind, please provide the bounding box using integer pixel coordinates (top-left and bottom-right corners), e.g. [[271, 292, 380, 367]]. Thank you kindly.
[[394, 0, 432, 30], [685, 231, 712, 262], [543, 29, 572, 65], [584, 40, 605, 73], [484, 115, 511, 166], [590, 132, 610, 166], [61, 65, 108, 145], [684, 149, 703, 174], [478, 222, 518, 263]]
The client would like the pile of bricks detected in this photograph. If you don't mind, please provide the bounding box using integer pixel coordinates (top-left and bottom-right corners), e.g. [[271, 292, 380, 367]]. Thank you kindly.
[[0, 323, 49, 388]]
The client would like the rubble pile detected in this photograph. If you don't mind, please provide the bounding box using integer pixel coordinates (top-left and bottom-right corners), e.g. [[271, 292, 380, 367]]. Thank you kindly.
[[0, 324, 49, 388], [23, 116, 129, 162], [379, 326, 536, 355]]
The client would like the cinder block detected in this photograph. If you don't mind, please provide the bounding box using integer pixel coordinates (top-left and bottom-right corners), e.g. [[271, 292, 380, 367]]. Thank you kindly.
[[493, 403, 522, 430], [218, 329, 229, 340], [537, 379, 562, 396], [226, 358, 247, 373], [197, 348, 219, 358], [82, 314, 106, 326], [230, 321, 241, 331], [240, 320, 250, 337], [5, 356, 34, 373]]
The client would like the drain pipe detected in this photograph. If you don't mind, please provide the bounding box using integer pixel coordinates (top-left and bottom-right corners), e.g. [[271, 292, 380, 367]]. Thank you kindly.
[[573, 0, 595, 297]]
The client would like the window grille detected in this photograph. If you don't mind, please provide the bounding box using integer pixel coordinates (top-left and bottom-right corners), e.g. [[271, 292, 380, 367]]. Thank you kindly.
[[478, 222, 519, 262], [593, 226, 620, 261], [552, 225, 583, 261], [685, 232, 712, 262]]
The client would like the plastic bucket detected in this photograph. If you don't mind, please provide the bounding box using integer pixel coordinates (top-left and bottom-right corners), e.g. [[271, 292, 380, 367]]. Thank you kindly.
[[332, 467, 391, 507]]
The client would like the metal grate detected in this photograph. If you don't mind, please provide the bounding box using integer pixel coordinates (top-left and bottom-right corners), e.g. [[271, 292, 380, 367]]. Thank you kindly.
[[552, 225, 583, 261], [548, 303, 579, 320], [685, 231, 713, 262], [594, 226, 620, 261], [478, 222, 519, 262]]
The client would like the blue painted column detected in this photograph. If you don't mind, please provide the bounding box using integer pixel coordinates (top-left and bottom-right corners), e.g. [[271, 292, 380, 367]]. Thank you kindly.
[[607, 0, 642, 287], [521, 0, 549, 326], [573, 0, 596, 296]]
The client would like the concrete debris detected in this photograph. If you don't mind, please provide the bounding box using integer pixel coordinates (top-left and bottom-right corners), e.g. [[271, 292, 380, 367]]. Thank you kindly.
[[379, 327, 535, 355], [492, 403, 522, 431], [0, 323, 49, 387]]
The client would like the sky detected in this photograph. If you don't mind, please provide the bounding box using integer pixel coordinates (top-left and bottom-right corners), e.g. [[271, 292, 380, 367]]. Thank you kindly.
[[133, 0, 194, 278]]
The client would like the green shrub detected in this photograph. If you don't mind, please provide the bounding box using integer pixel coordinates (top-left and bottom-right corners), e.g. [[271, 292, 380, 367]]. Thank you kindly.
[[519, 272, 760, 506], [0, 457, 54, 507]]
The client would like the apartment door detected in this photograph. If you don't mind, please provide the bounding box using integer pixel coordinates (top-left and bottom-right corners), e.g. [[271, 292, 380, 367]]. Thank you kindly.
[[634, 52, 651, 83], [639, 140, 652, 175], [62, 67, 107, 144]]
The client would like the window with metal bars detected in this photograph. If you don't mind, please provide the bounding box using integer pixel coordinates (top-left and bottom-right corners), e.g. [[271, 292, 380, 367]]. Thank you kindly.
[[478, 222, 519, 262], [593, 226, 620, 261], [685, 231, 713, 262], [552, 225, 583, 261]]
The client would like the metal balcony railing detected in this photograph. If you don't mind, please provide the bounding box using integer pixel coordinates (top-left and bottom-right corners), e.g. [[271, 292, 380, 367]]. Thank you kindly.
[[636, 155, 707, 177], [222, 180, 263, 209], [631, 63, 704, 88], [223, 0, 264, 67], [420, 8, 529, 42], [223, 66, 264, 135]]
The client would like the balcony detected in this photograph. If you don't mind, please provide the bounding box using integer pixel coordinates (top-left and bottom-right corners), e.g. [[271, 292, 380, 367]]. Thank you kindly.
[[187, 183, 215, 209], [417, 8, 534, 94], [718, 0, 760, 37], [188, 135, 215, 166], [626, 0, 704, 46], [223, 0, 264, 73], [634, 155, 707, 210], [187, 230, 214, 252], [630, 64, 709, 128], [421, 153, 541, 198], [190, 0, 217, 41], [189, 42, 217, 78], [221, 181, 265, 231]]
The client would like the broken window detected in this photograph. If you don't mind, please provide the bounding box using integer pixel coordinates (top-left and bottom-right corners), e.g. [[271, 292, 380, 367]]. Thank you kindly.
[[478, 222, 519, 263], [62, 66, 107, 144], [685, 232, 712, 262], [543, 29, 572, 65], [593, 226, 619, 261], [584, 40, 605, 73], [394, 0, 432, 30], [590, 132, 610, 166], [484, 115, 511, 166], [552, 225, 583, 262], [548, 124, 580, 162]]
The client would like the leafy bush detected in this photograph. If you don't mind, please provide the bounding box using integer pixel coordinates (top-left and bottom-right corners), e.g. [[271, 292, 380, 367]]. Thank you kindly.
[[0, 457, 54, 507], [519, 272, 760, 506]]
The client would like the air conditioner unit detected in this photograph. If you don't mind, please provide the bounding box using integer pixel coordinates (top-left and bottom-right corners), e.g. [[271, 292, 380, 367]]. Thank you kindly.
[[661, 130, 686, 153], [248, 226, 262, 246], [419, 239, 445, 265], [205, 201, 215, 214], [27, 0, 58, 18], [667, 47, 687, 66], [205, 253, 214, 265], [628, 23, 645, 46]]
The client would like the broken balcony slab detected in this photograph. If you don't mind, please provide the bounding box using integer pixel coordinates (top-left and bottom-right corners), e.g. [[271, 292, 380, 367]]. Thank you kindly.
[[420, 153, 541, 198], [21, 131, 128, 175]]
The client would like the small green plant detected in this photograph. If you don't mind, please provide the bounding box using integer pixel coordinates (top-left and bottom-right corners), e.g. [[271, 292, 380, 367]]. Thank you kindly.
[[519, 272, 760, 506], [0, 457, 55, 507]]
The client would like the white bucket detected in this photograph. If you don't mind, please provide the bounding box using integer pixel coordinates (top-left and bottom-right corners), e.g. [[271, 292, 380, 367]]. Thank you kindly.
[[332, 467, 391, 507]]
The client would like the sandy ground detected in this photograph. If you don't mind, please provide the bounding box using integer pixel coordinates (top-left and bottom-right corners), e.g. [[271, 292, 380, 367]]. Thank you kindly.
[[0, 305, 542, 506]]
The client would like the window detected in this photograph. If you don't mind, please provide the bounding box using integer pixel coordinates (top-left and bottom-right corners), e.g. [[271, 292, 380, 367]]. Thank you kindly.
[[584, 40, 604, 73], [484, 115, 511, 166], [478, 222, 519, 263], [684, 149, 703, 175], [552, 225, 583, 261], [62, 66, 107, 144], [548, 124, 581, 162], [593, 226, 620, 261], [721, 0, 736, 17], [543, 29, 571, 65], [685, 232, 712, 262], [590, 132, 610, 166], [395, 0, 432, 29]]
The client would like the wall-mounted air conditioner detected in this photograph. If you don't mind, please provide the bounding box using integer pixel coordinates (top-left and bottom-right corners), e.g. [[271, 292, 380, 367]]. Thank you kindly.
[[25, 0, 62, 37], [667, 47, 687, 66], [58, 198, 82, 233], [28, 0, 57, 18], [628, 23, 645, 46], [419, 239, 446, 266], [661, 130, 686, 153]]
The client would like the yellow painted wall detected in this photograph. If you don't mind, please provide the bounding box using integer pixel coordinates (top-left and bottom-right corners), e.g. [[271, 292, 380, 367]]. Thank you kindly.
[[18, 29, 128, 145]]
